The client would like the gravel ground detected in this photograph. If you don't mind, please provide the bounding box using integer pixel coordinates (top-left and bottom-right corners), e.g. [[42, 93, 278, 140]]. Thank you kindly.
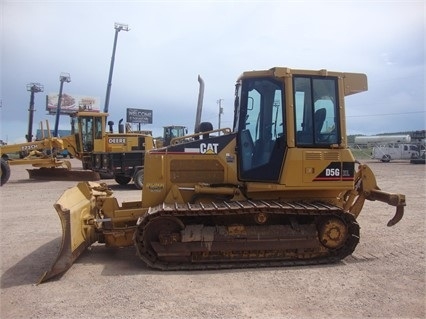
[[0, 159, 425, 319]]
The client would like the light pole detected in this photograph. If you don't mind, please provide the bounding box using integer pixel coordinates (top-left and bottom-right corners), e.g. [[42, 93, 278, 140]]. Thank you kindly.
[[104, 22, 129, 114], [53, 73, 71, 137], [26, 83, 44, 142]]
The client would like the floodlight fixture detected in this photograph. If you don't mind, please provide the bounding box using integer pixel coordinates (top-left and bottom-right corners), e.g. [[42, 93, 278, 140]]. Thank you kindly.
[[26, 82, 44, 93], [114, 22, 129, 32], [59, 72, 71, 83]]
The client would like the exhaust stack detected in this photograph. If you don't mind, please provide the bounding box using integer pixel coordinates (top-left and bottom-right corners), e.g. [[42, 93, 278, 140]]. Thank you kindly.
[[194, 75, 204, 133]]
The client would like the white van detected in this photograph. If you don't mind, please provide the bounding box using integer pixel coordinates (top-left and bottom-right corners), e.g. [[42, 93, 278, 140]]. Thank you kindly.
[[372, 143, 419, 162]]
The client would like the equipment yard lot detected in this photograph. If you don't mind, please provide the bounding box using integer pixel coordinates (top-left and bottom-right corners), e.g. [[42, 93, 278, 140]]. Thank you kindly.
[[1, 159, 424, 319]]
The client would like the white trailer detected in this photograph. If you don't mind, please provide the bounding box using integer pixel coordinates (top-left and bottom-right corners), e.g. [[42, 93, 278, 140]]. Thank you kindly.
[[354, 134, 411, 146]]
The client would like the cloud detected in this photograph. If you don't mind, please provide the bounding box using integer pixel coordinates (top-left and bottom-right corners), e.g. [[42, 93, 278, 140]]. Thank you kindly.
[[1, 1, 424, 143]]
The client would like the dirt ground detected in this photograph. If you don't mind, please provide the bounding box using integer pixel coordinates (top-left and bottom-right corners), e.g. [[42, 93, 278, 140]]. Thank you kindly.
[[0, 159, 425, 319]]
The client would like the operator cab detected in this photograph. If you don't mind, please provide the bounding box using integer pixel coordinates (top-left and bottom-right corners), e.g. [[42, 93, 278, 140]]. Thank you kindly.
[[235, 69, 340, 182], [71, 112, 107, 153], [163, 125, 188, 146]]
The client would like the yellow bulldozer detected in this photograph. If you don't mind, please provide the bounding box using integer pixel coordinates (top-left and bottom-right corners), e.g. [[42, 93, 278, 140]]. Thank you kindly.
[[39, 67, 406, 283]]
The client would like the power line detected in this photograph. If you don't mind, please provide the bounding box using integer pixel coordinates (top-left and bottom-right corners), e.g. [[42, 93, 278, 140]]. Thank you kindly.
[[348, 110, 425, 118]]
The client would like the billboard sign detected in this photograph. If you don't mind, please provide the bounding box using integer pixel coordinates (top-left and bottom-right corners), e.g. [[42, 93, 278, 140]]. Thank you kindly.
[[46, 94, 101, 114], [126, 108, 153, 124]]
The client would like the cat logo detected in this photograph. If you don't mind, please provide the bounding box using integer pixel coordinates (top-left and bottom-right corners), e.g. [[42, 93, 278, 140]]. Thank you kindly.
[[200, 143, 219, 154]]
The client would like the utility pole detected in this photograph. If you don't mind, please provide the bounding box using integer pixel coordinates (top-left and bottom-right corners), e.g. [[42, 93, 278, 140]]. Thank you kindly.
[[104, 22, 129, 114], [217, 99, 223, 134], [26, 83, 44, 142], [53, 73, 71, 137]]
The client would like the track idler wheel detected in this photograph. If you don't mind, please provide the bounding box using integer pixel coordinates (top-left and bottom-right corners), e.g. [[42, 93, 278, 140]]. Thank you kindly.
[[135, 216, 185, 265], [318, 217, 349, 249]]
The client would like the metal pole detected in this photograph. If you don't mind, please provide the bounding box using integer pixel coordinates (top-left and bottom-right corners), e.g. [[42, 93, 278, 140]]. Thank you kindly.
[[104, 29, 119, 114], [27, 90, 36, 142], [53, 73, 71, 137], [26, 83, 43, 142], [104, 23, 129, 114], [53, 80, 65, 137]]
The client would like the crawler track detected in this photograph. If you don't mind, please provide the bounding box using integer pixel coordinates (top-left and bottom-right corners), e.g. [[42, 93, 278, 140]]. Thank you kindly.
[[134, 200, 360, 270]]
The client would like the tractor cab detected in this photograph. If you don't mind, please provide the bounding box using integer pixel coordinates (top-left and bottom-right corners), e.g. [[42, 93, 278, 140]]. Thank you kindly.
[[234, 68, 367, 183], [163, 125, 188, 146]]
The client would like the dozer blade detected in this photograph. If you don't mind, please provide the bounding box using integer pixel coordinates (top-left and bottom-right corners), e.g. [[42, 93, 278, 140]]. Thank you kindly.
[[38, 182, 101, 284], [28, 167, 100, 181]]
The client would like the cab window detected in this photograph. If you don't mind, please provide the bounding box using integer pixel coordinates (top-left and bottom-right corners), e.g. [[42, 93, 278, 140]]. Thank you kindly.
[[294, 76, 339, 146]]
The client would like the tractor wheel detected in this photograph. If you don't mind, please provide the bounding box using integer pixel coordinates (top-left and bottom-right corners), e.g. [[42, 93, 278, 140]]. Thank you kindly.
[[381, 155, 391, 163], [115, 175, 131, 185], [133, 169, 144, 190], [1, 158, 11, 186]]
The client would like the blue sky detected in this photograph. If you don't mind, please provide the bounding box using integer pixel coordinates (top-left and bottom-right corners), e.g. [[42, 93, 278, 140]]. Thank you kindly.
[[1, 0, 424, 143]]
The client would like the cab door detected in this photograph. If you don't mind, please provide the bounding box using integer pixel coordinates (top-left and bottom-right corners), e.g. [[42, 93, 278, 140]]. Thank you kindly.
[[237, 77, 286, 182]]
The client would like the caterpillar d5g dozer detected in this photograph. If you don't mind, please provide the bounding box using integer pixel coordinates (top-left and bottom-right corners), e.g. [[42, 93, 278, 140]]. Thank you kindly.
[[39, 67, 406, 283]]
